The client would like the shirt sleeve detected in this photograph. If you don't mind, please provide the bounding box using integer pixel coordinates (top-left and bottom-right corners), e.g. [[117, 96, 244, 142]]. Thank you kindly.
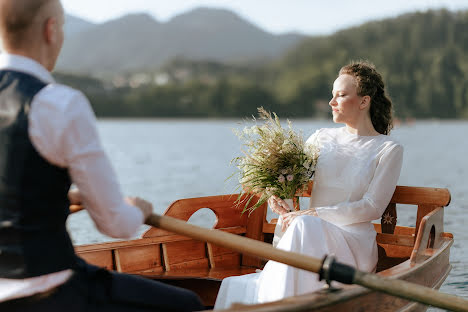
[[29, 84, 144, 238], [315, 143, 404, 226]]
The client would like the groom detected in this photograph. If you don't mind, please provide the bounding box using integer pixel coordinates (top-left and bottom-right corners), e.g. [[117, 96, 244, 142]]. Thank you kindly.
[[0, 0, 203, 311]]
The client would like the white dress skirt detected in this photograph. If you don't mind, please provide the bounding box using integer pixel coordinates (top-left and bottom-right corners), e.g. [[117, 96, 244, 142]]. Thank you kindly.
[[214, 127, 404, 309]]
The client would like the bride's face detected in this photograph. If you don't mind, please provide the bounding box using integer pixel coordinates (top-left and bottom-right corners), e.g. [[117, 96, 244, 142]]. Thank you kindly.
[[329, 74, 363, 125]]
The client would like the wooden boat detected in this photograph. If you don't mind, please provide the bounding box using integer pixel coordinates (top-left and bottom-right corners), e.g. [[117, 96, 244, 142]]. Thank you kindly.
[[74, 183, 453, 311]]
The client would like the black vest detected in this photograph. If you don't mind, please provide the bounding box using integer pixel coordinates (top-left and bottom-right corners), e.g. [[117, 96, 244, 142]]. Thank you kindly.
[[0, 70, 77, 278]]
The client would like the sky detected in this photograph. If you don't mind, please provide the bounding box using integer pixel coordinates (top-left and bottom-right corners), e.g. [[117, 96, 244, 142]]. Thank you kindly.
[[61, 0, 468, 35]]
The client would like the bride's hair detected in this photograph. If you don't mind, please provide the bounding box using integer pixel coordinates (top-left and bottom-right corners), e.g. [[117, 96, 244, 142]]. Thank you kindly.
[[339, 61, 394, 135]]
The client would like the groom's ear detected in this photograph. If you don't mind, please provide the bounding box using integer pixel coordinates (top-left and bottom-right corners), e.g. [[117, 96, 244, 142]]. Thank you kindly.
[[43, 17, 58, 45], [359, 95, 371, 110]]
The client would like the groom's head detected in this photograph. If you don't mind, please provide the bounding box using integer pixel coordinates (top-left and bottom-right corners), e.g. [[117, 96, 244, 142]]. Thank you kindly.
[[0, 0, 65, 71]]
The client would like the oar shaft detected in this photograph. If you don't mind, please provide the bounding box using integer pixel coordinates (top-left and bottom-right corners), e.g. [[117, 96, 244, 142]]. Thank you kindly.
[[355, 271, 468, 312], [145, 214, 323, 274], [146, 214, 468, 312]]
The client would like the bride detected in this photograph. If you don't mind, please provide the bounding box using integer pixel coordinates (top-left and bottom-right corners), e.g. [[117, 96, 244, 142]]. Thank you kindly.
[[214, 61, 404, 309]]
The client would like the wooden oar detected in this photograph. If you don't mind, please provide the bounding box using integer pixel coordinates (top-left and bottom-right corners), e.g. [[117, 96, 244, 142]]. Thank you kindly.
[[145, 213, 468, 312], [69, 205, 84, 214]]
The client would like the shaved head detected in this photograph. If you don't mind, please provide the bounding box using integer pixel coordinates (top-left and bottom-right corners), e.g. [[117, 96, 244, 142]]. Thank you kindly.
[[0, 0, 60, 48], [0, 0, 64, 71]]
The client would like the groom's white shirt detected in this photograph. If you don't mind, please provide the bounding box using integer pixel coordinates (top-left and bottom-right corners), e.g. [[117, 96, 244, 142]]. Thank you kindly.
[[0, 53, 144, 302]]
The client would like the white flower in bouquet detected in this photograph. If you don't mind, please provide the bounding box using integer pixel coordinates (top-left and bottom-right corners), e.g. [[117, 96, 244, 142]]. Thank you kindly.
[[231, 107, 319, 214], [278, 175, 286, 183]]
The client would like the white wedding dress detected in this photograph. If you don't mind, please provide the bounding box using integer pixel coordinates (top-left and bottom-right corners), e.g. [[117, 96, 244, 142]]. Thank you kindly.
[[214, 127, 403, 309]]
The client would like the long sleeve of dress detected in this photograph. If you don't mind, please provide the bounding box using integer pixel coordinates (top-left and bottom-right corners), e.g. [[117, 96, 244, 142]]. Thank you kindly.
[[315, 143, 403, 226]]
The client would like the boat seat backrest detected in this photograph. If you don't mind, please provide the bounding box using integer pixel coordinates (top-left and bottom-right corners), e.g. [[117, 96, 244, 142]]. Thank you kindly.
[[143, 194, 250, 237], [294, 182, 451, 236]]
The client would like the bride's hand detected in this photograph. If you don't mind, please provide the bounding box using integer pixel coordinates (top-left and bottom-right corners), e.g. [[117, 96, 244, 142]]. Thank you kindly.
[[281, 211, 301, 232], [268, 196, 290, 216], [281, 208, 318, 232]]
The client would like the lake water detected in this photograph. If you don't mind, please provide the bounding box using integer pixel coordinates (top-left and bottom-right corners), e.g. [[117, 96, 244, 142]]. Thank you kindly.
[[67, 119, 468, 307]]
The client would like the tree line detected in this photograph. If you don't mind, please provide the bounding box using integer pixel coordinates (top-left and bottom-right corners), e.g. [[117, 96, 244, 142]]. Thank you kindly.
[[55, 9, 468, 119]]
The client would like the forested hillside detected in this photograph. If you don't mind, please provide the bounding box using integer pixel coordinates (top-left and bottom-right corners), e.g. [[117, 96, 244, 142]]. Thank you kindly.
[[273, 9, 468, 119], [56, 9, 468, 119]]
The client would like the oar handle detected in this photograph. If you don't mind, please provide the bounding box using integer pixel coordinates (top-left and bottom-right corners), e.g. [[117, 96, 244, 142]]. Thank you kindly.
[[146, 213, 468, 312], [70, 205, 84, 214]]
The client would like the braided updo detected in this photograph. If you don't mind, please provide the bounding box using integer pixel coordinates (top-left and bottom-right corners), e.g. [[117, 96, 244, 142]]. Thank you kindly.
[[339, 61, 393, 135]]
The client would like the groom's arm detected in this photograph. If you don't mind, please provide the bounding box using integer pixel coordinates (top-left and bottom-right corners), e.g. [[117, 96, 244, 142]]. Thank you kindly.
[[29, 84, 145, 238]]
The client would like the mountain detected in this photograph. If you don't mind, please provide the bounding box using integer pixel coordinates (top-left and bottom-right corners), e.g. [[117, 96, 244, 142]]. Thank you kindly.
[[57, 8, 305, 74], [57, 9, 468, 119], [64, 15, 95, 36], [60, 13, 163, 73]]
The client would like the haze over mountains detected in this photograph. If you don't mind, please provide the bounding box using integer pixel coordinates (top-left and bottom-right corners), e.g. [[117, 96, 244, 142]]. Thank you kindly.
[[57, 8, 305, 75]]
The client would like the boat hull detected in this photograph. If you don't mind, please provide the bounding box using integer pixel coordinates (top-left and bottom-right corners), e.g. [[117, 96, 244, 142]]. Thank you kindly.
[[151, 235, 452, 311], [74, 186, 454, 311]]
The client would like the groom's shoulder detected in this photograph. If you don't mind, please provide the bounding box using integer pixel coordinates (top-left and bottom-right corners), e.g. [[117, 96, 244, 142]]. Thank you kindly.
[[44, 83, 86, 101], [37, 83, 90, 111]]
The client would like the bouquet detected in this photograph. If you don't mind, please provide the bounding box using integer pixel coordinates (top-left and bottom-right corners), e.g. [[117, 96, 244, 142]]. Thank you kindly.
[[232, 107, 319, 214]]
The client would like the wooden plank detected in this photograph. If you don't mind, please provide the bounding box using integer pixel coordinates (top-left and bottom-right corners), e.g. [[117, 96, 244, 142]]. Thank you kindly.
[[263, 220, 277, 234], [169, 258, 210, 271], [297, 183, 450, 206], [78, 250, 114, 270], [163, 240, 208, 268], [162, 243, 170, 271], [376, 255, 409, 272], [207, 242, 241, 268], [390, 186, 450, 206], [211, 253, 241, 268], [207, 243, 215, 268], [415, 204, 438, 238], [143, 194, 249, 238], [376, 233, 415, 247], [135, 267, 164, 274], [139, 267, 257, 280], [114, 244, 162, 273], [297, 181, 314, 197], [115, 249, 122, 272], [411, 207, 445, 264], [242, 197, 267, 267], [76, 226, 246, 253], [378, 244, 414, 259], [208, 243, 239, 257], [373, 224, 415, 236]]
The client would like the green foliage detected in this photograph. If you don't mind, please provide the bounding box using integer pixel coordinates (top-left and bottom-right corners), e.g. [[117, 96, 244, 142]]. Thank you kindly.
[[276, 9, 468, 119], [55, 9, 468, 119]]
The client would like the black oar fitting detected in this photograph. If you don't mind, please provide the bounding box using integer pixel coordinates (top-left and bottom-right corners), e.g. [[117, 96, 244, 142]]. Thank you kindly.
[[319, 255, 356, 285]]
